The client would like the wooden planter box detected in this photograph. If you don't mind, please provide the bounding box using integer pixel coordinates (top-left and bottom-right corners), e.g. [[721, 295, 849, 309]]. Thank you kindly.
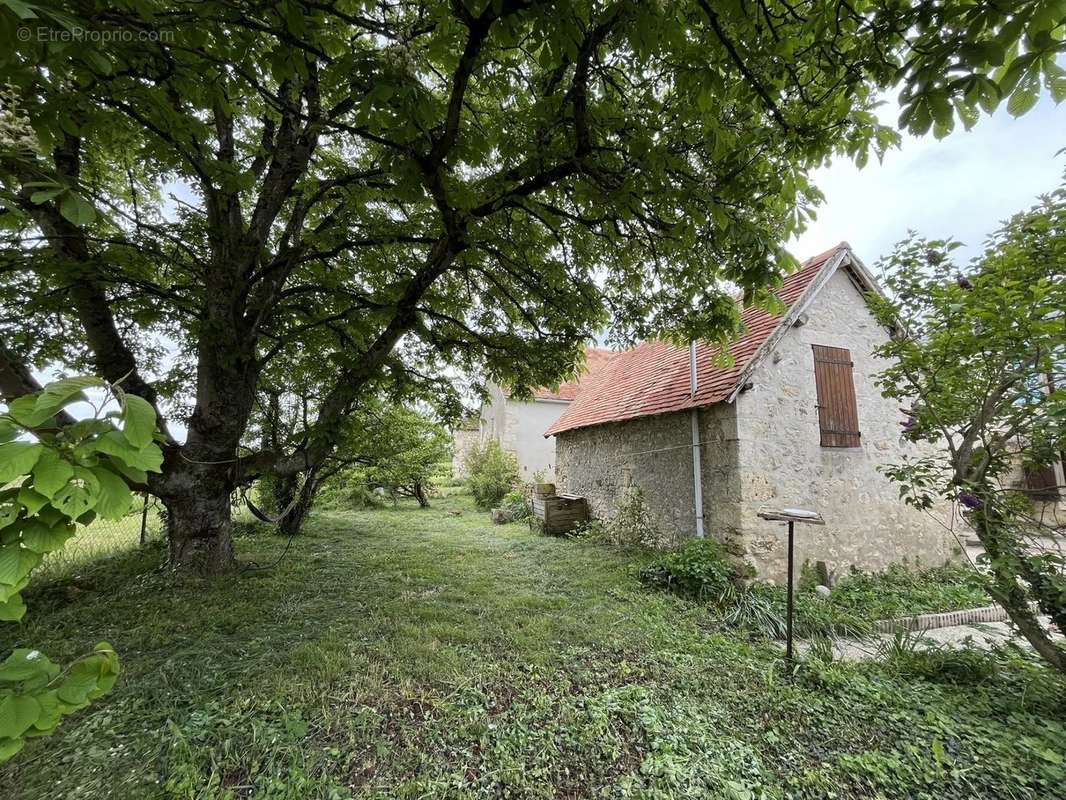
[[532, 483, 556, 498], [532, 494, 588, 535]]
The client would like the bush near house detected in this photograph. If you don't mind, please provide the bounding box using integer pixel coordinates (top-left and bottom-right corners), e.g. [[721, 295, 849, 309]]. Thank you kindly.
[[640, 541, 990, 638], [464, 440, 519, 510]]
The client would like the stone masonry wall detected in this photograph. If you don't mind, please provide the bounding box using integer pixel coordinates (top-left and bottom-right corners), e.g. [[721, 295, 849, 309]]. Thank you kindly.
[[734, 268, 957, 582], [554, 404, 742, 543], [555, 412, 695, 539]]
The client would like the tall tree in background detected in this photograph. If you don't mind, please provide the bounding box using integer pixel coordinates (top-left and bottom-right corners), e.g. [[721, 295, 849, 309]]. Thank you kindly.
[[0, 1, 1062, 574]]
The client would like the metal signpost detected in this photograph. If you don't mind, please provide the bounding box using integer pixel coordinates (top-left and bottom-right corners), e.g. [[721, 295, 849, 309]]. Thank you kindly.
[[757, 507, 825, 671]]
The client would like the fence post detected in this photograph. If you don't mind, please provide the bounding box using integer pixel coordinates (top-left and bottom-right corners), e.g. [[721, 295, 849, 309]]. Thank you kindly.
[[139, 493, 149, 546]]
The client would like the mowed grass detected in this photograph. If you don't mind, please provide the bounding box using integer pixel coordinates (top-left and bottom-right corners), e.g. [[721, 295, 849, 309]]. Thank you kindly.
[[2, 493, 1065, 799]]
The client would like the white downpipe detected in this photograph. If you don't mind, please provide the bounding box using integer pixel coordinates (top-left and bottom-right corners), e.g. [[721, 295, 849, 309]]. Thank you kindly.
[[689, 342, 705, 539]]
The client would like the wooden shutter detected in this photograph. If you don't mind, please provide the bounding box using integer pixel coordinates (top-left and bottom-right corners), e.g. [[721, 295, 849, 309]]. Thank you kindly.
[[1026, 371, 1063, 499], [812, 345, 861, 448], [1025, 463, 1061, 500]]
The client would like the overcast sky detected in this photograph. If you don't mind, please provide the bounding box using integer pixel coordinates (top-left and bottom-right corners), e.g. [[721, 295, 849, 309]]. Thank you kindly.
[[790, 92, 1065, 268]]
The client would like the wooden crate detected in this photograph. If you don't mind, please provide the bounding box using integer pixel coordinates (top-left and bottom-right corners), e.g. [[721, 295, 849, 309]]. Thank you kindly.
[[532, 494, 588, 535]]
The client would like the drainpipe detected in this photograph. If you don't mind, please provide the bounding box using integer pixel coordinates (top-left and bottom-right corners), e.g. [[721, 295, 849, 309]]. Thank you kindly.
[[690, 342, 705, 539]]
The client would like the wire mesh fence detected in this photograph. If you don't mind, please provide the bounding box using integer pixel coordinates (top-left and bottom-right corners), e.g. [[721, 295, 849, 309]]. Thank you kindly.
[[32, 495, 167, 585]]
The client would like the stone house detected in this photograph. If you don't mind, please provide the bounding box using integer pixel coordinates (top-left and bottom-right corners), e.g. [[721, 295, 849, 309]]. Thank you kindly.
[[475, 348, 614, 481], [546, 244, 958, 582]]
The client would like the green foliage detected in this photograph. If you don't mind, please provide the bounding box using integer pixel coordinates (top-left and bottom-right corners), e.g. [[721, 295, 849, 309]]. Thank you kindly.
[[639, 538, 744, 599], [825, 562, 989, 621], [0, 1, 1057, 561], [877, 631, 1000, 685], [464, 440, 519, 510], [869, 186, 1066, 672], [499, 489, 531, 522], [318, 404, 450, 509], [0, 376, 161, 761], [601, 487, 677, 550]]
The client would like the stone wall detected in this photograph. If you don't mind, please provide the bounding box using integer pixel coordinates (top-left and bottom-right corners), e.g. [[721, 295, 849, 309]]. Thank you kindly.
[[734, 267, 957, 582], [554, 404, 742, 543], [555, 412, 695, 538], [451, 427, 479, 479]]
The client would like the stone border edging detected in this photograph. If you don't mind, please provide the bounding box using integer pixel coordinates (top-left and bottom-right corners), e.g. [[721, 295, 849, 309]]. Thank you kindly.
[[872, 602, 1039, 633]]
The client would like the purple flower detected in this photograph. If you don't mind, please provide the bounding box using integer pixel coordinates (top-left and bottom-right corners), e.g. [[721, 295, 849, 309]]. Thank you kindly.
[[958, 492, 983, 510], [900, 418, 915, 431]]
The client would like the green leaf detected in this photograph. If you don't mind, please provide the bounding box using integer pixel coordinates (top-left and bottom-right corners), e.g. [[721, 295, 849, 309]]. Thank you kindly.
[[51, 467, 100, 519], [0, 735, 23, 761], [30, 448, 74, 499], [0, 649, 55, 684], [90, 466, 132, 520], [30, 690, 61, 732], [1007, 68, 1040, 117], [120, 395, 156, 448], [33, 375, 100, 417], [92, 431, 163, 473], [0, 419, 18, 444], [5, 396, 54, 428], [0, 695, 40, 740], [0, 545, 39, 586], [28, 186, 65, 204], [0, 594, 26, 622], [20, 521, 74, 554], [56, 647, 119, 707], [0, 499, 18, 529], [16, 487, 48, 516], [0, 442, 43, 484], [58, 192, 96, 226]]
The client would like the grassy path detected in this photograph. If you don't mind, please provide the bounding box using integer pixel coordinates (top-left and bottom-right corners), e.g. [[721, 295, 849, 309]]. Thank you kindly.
[[2, 494, 1064, 799]]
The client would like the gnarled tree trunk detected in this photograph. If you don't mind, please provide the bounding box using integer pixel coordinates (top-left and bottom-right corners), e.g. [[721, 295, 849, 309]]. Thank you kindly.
[[165, 488, 236, 576], [272, 468, 322, 538]]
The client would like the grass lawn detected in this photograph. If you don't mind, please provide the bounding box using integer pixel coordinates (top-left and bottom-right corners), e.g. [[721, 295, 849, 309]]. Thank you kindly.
[[2, 493, 1064, 799]]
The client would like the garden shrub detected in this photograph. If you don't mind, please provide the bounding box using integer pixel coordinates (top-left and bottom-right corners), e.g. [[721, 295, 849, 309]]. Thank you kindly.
[[638, 538, 742, 599], [878, 631, 1000, 684], [641, 540, 868, 639], [825, 561, 988, 620], [500, 489, 531, 521], [464, 440, 519, 510], [603, 487, 676, 550]]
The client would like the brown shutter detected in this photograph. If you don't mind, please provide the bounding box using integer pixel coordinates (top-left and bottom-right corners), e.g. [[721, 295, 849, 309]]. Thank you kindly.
[[1025, 371, 1064, 499], [1025, 463, 1061, 500], [812, 345, 861, 448]]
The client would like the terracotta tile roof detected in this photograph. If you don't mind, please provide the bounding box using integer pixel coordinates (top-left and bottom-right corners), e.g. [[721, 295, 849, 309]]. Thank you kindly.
[[545, 244, 851, 436], [531, 347, 616, 401]]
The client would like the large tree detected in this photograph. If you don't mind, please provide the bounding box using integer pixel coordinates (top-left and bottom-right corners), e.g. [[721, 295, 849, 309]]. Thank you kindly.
[[0, 1, 1062, 574]]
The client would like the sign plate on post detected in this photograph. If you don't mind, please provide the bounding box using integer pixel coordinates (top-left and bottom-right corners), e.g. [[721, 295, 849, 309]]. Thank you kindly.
[[757, 507, 825, 673]]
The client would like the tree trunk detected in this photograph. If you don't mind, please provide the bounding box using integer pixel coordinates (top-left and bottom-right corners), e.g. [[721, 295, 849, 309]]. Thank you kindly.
[[974, 505, 1066, 675], [273, 470, 321, 537], [165, 489, 235, 576], [413, 481, 429, 508]]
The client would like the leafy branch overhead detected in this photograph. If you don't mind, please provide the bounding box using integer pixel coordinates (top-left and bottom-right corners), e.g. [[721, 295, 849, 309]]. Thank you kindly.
[[0, 0, 1061, 576], [0, 377, 163, 761]]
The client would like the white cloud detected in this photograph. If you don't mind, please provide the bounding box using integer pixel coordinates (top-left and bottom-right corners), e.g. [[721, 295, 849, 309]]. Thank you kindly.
[[791, 94, 1066, 268]]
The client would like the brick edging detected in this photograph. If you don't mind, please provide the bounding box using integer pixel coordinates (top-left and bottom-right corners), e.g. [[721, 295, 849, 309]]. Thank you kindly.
[[872, 602, 1039, 633]]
